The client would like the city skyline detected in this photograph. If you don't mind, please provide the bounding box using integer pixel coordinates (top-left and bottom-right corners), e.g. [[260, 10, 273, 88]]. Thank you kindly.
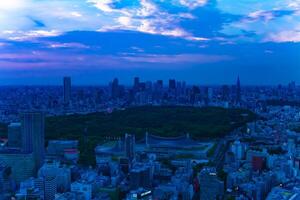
[[1, 1, 300, 199], [0, 75, 298, 87], [0, 0, 300, 85]]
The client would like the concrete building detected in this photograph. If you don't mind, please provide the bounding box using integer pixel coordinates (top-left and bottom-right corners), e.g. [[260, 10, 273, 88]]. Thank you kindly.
[[199, 167, 224, 200], [8, 122, 21, 148], [17, 178, 44, 200], [44, 176, 57, 200], [38, 161, 71, 193], [231, 140, 246, 160], [21, 111, 45, 169], [125, 134, 135, 160], [63, 76, 72, 106], [0, 150, 35, 183], [0, 162, 14, 194], [47, 140, 79, 163], [130, 163, 152, 190]]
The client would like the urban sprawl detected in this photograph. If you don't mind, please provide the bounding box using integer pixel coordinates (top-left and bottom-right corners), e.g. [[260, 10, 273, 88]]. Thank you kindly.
[[0, 77, 300, 200]]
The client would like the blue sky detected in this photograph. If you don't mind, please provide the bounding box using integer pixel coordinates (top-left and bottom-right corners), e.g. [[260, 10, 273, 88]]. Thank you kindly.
[[0, 0, 300, 85]]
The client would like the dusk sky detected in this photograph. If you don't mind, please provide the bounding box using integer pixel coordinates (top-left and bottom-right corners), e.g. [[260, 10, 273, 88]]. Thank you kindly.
[[0, 0, 300, 85]]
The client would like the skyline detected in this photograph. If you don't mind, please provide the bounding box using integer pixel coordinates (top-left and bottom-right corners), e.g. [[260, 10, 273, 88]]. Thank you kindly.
[[0, 0, 300, 85], [0, 75, 297, 87]]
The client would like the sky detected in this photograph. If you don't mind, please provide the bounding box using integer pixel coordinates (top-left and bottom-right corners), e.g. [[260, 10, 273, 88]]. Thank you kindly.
[[0, 0, 300, 85]]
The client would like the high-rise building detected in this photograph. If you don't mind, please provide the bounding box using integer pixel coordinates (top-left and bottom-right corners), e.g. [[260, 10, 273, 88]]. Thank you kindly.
[[0, 151, 35, 183], [236, 76, 241, 103], [130, 164, 152, 190], [44, 176, 57, 200], [63, 76, 72, 106], [199, 167, 224, 200], [21, 112, 45, 169], [111, 78, 119, 99], [221, 85, 230, 101], [168, 79, 176, 90], [133, 77, 140, 91], [17, 176, 57, 200], [0, 162, 13, 194], [125, 134, 135, 160], [38, 161, 71, 193], [156, 80, 163, 89], [231, 140, 246, 160], [8, 122, 21, 148]]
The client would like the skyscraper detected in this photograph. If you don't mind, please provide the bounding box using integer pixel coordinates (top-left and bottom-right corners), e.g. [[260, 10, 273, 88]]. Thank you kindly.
[[133, 77, 140, 92], [124, 133, 135, 160], [8, 122, 21, 148], [156, 80, 163, 89], [63, 76, 71, 106], [199, 167, 224, 200], [21, 112, 45, 169], [111, 78, 119, 99], [236, 76, 241, 103], [168, 79, 176, 90]]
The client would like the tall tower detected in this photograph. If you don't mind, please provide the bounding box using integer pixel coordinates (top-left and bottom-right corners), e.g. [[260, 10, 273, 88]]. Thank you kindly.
[[124, 133, 135, 160], [63, 76, 71, 106], [236, 76, 241, 103], [133, 77, 140, 92], [21, 112, 45, 169], [168, 79, 176, 90], [111, 78, 119, 99]]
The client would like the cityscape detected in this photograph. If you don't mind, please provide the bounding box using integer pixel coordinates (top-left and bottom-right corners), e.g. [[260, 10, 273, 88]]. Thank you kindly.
[[1, 0, 300, 200], [0, 77, 300, 200]]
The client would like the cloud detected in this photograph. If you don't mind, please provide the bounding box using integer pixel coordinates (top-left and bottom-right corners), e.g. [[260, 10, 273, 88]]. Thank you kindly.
[[0, 50, 233, 70], [86, 0, 117, 13], [0, 0, 27, 11], [90, 0, 209, 41], [0, 42, 9, 47], [179, 0, 207, 9], [0, 0, 209, 42], [247, 10, 275, 22], [266, 30, 300, 42], [4, 30, 61, 41], [0, 0, 299, 46], [120, 53, 233, 64], [47, 42, 90, 49], [217, 0, 300, 43], [0, 0, 105, 40]]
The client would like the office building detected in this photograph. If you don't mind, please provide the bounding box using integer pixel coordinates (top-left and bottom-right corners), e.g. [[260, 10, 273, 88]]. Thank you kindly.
[[125, 134, 135, 160], [8, 122, 21, 148], [63, 76, 72, 106], [133, 77, 140, 91], [38, 161, 71, 193], [16, 178, 44, 199], [231, 140, 246, 160], [130, 163, 152, 190], [47, 140, 78, 158], [111, 78, 120, 99], [236, 76, 241, 103], [44, 176, 57, 200], [21, 111, 45, 169], [0, 150, 35, 183], [169, 79, 176, 90], [0, 162, 13, 194], [199, 167, 224, 200]]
